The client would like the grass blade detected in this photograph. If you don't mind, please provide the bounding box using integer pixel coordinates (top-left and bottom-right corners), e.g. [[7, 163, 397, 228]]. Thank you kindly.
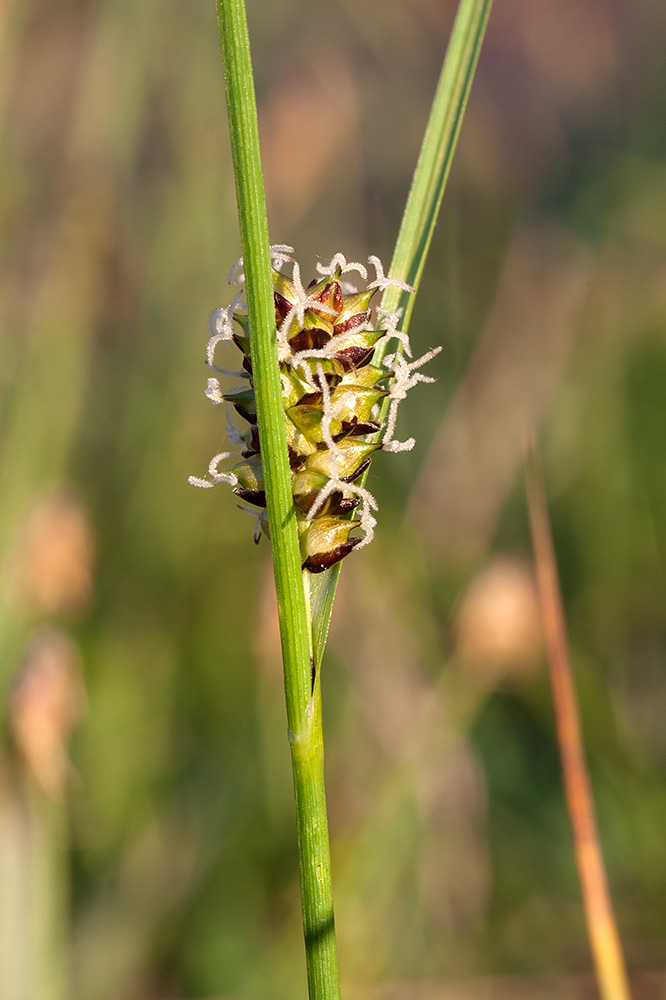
[[380, 0, 494, 334], [310, 0, 494, 668]]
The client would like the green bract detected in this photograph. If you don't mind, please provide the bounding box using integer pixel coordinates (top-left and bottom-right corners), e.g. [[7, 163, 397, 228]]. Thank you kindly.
[[190, 247, 441, 573]]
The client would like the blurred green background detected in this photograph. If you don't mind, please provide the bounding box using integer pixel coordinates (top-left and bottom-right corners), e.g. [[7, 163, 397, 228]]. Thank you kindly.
[[1, 0, 666, 998]]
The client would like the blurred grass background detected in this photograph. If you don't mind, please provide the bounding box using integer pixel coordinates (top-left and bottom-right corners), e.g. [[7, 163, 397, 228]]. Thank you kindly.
[[1, 0, 666, 998]]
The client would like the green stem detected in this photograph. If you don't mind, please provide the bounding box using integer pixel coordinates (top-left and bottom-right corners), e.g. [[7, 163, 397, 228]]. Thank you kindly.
[[215, 2, 340, 996], [293, 575, 339, 998], [291, 690, 340, 999]]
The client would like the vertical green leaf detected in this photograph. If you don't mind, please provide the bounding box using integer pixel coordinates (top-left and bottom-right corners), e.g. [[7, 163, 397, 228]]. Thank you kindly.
[[309, 0, 495, 669]]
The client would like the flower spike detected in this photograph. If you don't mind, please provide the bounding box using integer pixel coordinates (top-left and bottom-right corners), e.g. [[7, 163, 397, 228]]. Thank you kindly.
[[190, 251, 440, 571]]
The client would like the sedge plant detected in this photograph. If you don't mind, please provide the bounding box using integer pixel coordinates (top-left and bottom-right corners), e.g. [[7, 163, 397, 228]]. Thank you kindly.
[[192, 0, 493, 996]]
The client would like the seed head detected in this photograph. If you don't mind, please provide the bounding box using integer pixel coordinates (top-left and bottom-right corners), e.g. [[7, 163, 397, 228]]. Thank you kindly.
[[190, 248, 441, 572]]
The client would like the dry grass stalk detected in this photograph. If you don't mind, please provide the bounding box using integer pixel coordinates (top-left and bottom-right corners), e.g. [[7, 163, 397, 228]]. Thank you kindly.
[[525, 437, 631, 1000]]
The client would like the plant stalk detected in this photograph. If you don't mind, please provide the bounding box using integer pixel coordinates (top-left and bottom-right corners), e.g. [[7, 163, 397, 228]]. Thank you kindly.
[[215, 2, 340, 996], [525, 438, 631, 1000]]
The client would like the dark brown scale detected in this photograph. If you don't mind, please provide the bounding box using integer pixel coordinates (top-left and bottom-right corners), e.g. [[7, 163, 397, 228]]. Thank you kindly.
[[340, 456, 374, 483], [328, 495, 360, 515], [297, 369, 342, 403], [297, 390, 324, 407], [233, 488, 266, 508], [303, 537, 362, 573], [307, 279, 343, 314], [308, 279, 333, 303], [296, 373, 343, 408], [332, 310, 370, 336], [294, 489, 360, 517], [288, 449, 308, 470], [334, 344, 376, 370], [274, 290, 292, 322], [309, 370, 343, 395], [338, 419, 381, 438], [289, 327, 331, 354]]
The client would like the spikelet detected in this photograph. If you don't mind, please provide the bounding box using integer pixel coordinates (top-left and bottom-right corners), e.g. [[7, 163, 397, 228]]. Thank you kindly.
[[190, 247, 441, 572]]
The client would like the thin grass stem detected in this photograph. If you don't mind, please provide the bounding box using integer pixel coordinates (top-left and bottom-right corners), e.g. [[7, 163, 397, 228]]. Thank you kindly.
[[215, 2, 340, 996]]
